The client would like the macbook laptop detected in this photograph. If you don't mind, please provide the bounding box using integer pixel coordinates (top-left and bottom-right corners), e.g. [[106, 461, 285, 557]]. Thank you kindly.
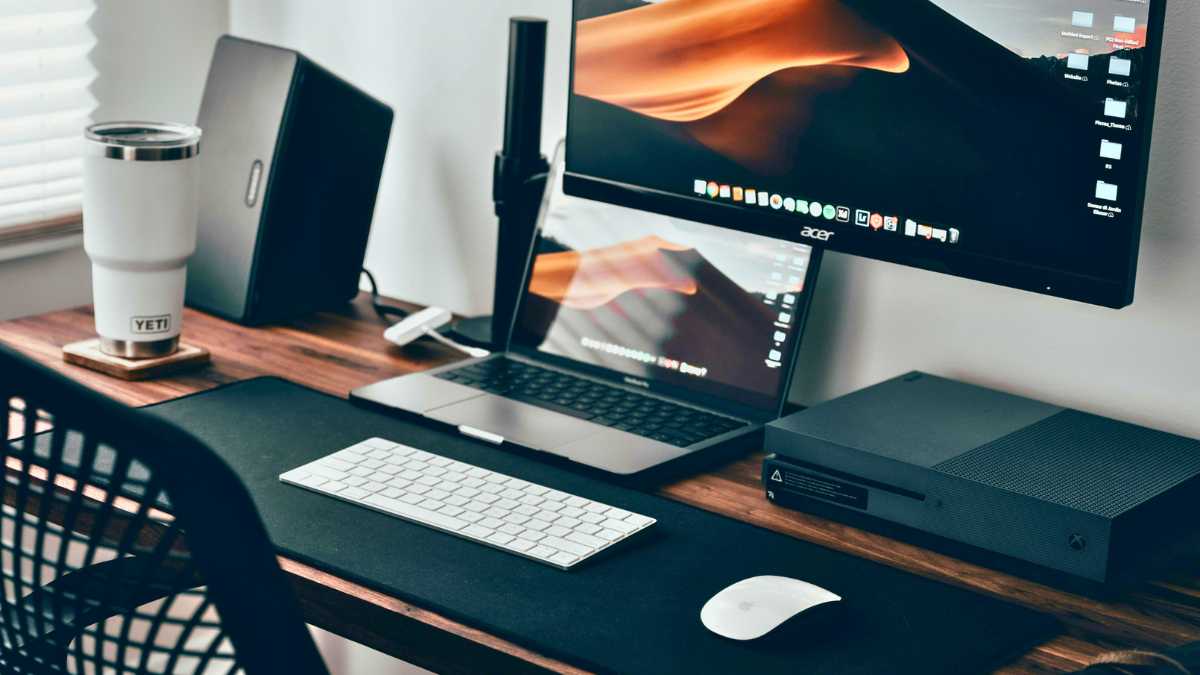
[[351, 143, 823, 480]]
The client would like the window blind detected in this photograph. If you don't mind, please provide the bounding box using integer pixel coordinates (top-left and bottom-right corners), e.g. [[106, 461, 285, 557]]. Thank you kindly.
[[0, 0, 97, 247]]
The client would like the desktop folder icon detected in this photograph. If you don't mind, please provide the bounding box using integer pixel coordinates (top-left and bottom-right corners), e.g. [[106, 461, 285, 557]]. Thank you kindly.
[[1109, 57, 1132, 77], [1114, 15, 1137, 33], [1105, 98, 1128, 119], [1071, 11, 1094, 28], [1096, 180, 1119, 202], [1100, 139, 1123, 161], [1067, 53, 1090, 71]]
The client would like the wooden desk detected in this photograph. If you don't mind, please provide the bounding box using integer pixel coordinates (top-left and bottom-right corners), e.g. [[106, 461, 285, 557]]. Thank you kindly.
[[2, 294, 1197, 674]]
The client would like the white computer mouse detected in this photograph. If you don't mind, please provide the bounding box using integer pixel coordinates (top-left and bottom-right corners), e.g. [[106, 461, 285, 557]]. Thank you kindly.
[[700, 575, 842, 641]]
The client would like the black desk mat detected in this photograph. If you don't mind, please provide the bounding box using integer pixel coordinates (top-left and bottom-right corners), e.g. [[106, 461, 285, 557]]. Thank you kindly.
[[147, 377, 1056, 674]]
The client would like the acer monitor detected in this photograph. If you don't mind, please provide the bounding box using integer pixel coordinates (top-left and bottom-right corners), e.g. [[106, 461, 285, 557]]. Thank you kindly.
[[565, 0, 1167, 308]]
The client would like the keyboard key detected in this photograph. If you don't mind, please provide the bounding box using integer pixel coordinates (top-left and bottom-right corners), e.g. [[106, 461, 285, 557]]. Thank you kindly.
[[530, 545, 558, 559], [549, 552, 578, 567], [308, 465, 348, 481], [464, 524, 494, 539], [604, 518, 637, 534], [566, 531, 607, 549], [508, 538, 537, 553], [322, 457, 354, 472], [364, 494, 468, 532], [625, 514, 655, 528], [542, 536, 591, 557], [342, 486, 370, 500], [487, 532, 515, 546], [294, 474, 327, 489]]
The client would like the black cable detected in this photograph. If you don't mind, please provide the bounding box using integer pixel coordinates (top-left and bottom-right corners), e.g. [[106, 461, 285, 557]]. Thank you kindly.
[[361, 268, 410, 323]]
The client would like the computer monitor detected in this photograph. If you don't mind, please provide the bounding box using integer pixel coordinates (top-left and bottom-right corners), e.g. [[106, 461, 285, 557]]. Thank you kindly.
[[511, 144, 820, 413], [565, 0, 1167, 308]]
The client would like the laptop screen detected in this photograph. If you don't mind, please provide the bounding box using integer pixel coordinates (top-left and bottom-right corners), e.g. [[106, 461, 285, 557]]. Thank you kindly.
[[511, 145, 817, 411]]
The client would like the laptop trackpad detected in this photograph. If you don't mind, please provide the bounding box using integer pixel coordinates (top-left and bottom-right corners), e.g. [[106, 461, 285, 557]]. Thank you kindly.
[[427, 395, 599, 450]]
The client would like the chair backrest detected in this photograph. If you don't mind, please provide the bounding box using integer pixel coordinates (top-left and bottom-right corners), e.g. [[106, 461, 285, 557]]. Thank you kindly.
[[0, 344, 328, 674]]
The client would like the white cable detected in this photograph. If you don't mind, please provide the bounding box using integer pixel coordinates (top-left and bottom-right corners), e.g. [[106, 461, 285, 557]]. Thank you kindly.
[[422, 326, 491, 359]]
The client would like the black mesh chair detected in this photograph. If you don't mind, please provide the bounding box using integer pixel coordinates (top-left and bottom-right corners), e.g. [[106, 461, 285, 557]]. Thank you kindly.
[[0, 343, 328, 674]]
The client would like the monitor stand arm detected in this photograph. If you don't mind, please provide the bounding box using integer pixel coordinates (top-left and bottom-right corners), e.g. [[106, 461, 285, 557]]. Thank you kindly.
[[448, 16, 549, 349], [449, 165, 548, 348]]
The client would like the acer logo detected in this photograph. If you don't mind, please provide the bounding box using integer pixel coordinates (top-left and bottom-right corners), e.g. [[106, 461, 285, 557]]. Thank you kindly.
[[800, 227, 835, 242], [623, 376, 650, 389]]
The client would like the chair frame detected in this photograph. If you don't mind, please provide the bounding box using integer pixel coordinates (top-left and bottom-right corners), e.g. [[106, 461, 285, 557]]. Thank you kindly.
[[0, 343, 329, 674]]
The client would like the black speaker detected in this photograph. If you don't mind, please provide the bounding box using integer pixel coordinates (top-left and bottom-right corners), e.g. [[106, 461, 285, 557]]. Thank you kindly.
[[187, 35, 394, 325], [451, 17, 549, 348]]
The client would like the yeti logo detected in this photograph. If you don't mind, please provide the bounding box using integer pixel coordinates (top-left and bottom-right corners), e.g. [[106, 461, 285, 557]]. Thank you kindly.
[[131, 315, 171, 335]]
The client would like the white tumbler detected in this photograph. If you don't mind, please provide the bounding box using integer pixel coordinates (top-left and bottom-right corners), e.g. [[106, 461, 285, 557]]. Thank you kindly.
[[83, 122, 202, 359]]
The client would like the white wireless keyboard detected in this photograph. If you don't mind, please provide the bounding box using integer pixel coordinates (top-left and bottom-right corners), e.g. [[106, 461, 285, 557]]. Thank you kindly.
[[279, 437, 656, 570]]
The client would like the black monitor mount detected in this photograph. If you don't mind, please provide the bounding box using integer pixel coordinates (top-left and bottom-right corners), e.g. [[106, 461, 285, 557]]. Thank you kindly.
[[450, 17, 550, 349]]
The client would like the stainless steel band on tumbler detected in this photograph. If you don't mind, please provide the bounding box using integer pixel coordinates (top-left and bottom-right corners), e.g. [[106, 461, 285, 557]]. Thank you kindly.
[[85, 122, 202, 162], [98, 337, 181, 359]]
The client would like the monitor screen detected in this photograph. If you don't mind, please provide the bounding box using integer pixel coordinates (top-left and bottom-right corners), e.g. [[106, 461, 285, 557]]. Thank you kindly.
[[565, 0, 1166, 307], [512, 147, 819, 412]]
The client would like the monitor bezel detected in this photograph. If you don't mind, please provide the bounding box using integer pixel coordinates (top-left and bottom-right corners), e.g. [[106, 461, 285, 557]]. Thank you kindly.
[[564, 0, 1170, 310]]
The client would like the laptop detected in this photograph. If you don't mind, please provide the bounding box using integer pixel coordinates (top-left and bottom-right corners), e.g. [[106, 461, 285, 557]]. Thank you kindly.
[[351, 143, 823, 480]]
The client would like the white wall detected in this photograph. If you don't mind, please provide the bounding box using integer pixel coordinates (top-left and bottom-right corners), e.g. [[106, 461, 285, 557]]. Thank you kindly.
[[232, 0, 1200, 439], [0, 0, 229, 321]]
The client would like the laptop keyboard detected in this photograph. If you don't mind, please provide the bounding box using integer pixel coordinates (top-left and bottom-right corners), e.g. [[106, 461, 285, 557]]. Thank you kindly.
[[435, 358, 747, 447]]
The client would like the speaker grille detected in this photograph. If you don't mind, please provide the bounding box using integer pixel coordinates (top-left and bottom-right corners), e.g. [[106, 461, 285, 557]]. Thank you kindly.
[[934, 410, 1200, 518]]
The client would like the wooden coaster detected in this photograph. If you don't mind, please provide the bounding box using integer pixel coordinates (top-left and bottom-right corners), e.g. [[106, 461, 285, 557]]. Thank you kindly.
[[62, 339, 210, 381]]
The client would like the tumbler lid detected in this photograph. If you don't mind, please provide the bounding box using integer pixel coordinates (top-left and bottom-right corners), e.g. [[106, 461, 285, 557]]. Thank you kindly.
[[85, 121, 202, 161]]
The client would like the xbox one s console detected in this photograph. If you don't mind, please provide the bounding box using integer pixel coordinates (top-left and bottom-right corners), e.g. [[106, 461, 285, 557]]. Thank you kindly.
[[763, 372, 1200, 587]]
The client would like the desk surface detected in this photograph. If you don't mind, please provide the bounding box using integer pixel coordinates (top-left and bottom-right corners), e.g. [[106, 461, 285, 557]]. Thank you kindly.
[[2, 294, 1198, 675]]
